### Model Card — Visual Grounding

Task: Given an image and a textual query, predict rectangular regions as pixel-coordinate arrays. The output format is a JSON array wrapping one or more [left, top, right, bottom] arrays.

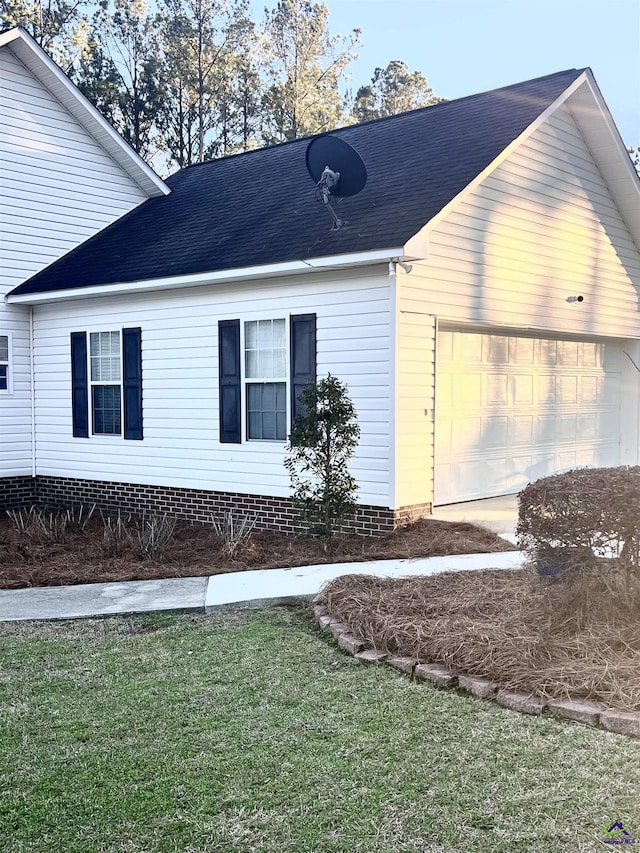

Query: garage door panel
[[487, 336, 509, 362], [455, 417, 483, 452], [488, 374, 508, 404], [557, 375, 578, 403], [581, 342, 602, 367], [577, 412, 598, 440], [510, 416, 534, 446], [534, 414, 556, 444], [435, 329, 622, 503], [580, 376, 600, 403], [449, 373, 482, 404], [558, 340, 579, 365], [556, 413, 578, 442], [480, 416, 508, 448], [539, 339, 558, 364], [461, 334, 483, 361], [513, 374, 534, 404], [511, 337, 535, 364]]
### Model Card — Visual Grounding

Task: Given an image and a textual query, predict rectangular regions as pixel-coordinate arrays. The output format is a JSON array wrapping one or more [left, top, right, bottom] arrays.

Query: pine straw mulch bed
[[317, 562, 640, 711], [0, 515, 512, 590]]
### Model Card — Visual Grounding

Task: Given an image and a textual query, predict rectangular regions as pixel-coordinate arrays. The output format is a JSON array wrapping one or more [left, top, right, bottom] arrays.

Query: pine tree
[[351, 60, 441, 123], [261, 0, 360, 143]]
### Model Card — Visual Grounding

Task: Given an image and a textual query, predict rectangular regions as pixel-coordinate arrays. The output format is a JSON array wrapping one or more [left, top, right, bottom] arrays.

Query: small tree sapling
[[284, 374, 360, 539]]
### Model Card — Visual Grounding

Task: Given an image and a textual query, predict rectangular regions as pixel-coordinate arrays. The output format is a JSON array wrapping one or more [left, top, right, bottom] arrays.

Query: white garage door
[[435, 328, 622, 504]]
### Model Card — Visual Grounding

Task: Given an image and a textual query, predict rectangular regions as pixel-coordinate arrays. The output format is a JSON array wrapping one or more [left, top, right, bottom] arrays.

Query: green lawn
[[1, 605, 639, 852]]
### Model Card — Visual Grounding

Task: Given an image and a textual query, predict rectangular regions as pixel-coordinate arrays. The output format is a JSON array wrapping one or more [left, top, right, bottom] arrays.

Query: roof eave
[[567, 69, 640, 252], [6, 247, 418, 304], [0, 27, 168, 199]]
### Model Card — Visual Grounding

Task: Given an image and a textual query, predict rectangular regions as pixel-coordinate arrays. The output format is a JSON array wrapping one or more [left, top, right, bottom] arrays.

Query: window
[[0, 334, 10, 392], [71, 328, 142, 440], [218, 314, 316, 444], [244, 319, 287, 441], [90, 331, 121, 435]]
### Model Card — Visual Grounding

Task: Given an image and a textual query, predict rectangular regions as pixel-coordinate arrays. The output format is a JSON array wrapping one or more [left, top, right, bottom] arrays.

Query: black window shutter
[[70, 332, 89, 438], [123, 327, 143, 440], [290, 313, 317, 423], [219, 319, 241, 443]]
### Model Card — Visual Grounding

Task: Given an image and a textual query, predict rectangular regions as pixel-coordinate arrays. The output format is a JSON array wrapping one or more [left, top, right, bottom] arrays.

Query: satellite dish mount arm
[[318, 166, 343, 230]]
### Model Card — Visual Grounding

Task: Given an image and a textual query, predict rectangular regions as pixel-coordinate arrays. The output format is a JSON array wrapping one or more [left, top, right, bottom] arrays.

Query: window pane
[[273, 318, 286, 347], [244, 319, 286, 380], [262, 411, 276, 440], [0, 336, 8, 362], [92, 385, 121, 435], [248, 411, 261, 438], [90, 331, 120, 381], [245, 320, 257, 349], [258, 319, 273, 348], [262, 382, 275, 409], [246, 382, 286, 440], [0, 365, 7, 390], [245, 349, 258, 377], [273, 349, 286, 377], [257, 349, 273, 378]]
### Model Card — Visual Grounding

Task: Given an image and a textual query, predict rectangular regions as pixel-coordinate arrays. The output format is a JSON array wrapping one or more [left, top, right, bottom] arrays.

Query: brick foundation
[[393, 502, 433, 527], [0, 476, 37, 512], [2, 475, 431, 535]]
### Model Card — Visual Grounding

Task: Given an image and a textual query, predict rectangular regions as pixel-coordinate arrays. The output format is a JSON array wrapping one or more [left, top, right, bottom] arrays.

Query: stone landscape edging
[[313, 601, 640, 739]]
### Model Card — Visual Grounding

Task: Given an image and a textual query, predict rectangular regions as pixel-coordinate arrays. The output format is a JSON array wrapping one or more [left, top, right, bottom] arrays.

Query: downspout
[[29, 306, 36, 479]]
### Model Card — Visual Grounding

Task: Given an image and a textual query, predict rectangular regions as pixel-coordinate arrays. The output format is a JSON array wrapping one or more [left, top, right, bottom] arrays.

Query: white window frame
[[89, 330, 123, 437], [0, 332, 12, 394], [241, 317, 290, 443]]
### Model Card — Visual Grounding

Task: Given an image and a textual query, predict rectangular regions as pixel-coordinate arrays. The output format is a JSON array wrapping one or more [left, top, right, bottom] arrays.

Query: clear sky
[[306, 0, 639, 148]]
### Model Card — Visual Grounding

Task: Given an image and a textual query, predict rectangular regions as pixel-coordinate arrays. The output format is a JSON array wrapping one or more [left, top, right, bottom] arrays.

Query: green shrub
[[284, 374, 360, 539], [517, 466, 640, 584]]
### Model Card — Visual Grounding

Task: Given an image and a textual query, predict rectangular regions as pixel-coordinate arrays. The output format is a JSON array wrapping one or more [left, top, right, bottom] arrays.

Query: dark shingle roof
[[10, 69, 584, 296]]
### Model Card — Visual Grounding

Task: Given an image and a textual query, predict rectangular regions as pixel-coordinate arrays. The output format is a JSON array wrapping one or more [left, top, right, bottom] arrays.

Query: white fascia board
[[5, 248, 407, 305], [421, 71, 595, 236], [567, 70, 640, 251], [0, 27, 168, 199]]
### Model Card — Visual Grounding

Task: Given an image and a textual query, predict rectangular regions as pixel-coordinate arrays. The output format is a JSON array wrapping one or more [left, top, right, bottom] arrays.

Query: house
[[3, 36, 640, 532], [0, 26, 168, 508]]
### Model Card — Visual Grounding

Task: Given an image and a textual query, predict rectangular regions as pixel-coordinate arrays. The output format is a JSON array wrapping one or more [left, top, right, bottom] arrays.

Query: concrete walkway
[[0, 549, 527, 622], [432, 494, 519, 541], [0, 495, 524, 622]]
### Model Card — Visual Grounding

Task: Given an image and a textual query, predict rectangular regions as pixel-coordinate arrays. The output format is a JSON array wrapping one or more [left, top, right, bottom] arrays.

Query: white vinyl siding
[[405, 105, 640, 340], [0, 307, 31, 476], [0, 43, 151, 477], [31, 270, 394, 507], [393, 305, 436, 509], [0, 46, 148, 298]]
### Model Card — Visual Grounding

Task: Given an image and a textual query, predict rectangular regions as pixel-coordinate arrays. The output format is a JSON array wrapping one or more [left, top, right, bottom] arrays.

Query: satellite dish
[[305, 134, 367, 230]]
